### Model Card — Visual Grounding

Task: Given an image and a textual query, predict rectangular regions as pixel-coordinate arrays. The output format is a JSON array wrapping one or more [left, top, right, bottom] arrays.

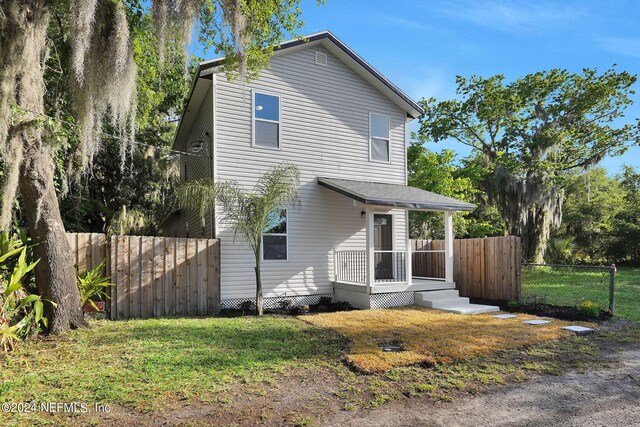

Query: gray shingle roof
[[317, 177, 475, 211]]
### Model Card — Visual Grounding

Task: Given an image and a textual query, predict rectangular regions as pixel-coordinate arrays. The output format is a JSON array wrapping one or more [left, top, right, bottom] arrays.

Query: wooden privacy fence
[[412, 236, 521, 301], [67, 233, 108, 274], [66, 233, 220, 319]]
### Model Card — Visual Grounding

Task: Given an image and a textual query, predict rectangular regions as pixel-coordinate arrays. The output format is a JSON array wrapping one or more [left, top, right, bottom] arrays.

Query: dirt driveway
[[324, 348, 640, 427]]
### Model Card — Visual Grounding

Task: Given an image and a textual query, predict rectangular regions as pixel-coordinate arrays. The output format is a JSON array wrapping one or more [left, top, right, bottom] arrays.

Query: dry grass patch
[[304, 307, 592, 372]]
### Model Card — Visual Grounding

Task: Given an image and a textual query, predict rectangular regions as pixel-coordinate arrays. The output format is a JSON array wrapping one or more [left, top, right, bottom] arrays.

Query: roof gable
[[173, 31, 423, 150], [199, 31, 423, 119]]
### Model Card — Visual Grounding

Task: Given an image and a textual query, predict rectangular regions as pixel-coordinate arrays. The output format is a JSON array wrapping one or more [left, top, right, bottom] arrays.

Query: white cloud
[[440, 1, 585, 33], [596, 35, 640, 59]]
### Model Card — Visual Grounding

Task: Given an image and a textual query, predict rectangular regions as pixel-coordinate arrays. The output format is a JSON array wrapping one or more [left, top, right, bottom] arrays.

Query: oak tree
[[0, 0, 311, 332], [418, 69, 638, 262]]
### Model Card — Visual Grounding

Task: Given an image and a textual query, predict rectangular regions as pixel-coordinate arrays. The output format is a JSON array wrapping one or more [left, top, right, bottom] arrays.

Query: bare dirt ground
[[324, 348, 640, 427]]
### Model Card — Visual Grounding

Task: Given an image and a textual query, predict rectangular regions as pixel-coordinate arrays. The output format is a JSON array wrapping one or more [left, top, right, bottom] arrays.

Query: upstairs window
[[253, 92, 280, 149], [262, 209, 288, 261], [370, 113, 390, 162]]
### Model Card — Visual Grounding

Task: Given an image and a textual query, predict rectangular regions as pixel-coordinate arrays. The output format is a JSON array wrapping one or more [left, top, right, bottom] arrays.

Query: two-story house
[[162, 31, 498, 313]]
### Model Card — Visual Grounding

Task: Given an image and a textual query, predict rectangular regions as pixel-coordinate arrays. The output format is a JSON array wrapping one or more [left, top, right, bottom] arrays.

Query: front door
[[374, 214, 393, 280]]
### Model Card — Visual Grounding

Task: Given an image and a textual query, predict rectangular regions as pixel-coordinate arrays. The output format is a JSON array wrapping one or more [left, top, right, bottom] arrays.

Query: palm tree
[[176, 163, 300, 315]]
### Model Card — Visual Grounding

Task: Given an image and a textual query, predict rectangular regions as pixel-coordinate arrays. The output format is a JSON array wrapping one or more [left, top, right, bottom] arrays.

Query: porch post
[[366, 208, 375, 294], [444, 211, 454, 283], [405, 210, 412, 284]]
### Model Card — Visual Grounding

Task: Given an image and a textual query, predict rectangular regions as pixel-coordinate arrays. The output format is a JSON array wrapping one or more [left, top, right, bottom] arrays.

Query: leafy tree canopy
[[418, 68, 639, 262]]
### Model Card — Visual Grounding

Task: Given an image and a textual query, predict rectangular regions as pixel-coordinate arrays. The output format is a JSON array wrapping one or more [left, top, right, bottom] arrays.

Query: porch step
[[414, 290, 500, 314], [423, 297, 470, 309], [436, 304, 501, 315], [414, 289, 459, 303]]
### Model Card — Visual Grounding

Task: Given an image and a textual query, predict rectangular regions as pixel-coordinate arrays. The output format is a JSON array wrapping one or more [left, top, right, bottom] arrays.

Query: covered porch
[[318, 177, 475, 309]]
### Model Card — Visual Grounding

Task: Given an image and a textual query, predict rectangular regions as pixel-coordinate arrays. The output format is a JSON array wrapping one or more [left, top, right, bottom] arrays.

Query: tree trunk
[[492, 167, 563, 264], [19, 149, 88, 333], [254, 249, 263, 316], [520, 205, 553, 264], [9, 0, 87, 333]]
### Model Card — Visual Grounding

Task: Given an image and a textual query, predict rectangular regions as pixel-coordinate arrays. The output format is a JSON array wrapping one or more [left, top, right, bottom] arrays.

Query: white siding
[[164, 85, 215, 238], [213, 46, 410, 300]]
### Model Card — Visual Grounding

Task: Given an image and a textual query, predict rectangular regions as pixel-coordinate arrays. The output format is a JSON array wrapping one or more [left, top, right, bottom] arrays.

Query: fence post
[[609, 263, 616, 315]]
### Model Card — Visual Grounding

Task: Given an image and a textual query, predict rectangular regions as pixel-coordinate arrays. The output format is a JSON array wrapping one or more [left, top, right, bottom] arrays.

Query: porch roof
[[317, 177, 475, 211]]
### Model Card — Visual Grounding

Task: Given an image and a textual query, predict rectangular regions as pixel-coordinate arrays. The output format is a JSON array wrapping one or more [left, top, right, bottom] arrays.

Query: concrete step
[[437, 304, 500, 315], [428, 297, 471, 308], [414, 290, 460, 303], [414, 289, 500, 314]]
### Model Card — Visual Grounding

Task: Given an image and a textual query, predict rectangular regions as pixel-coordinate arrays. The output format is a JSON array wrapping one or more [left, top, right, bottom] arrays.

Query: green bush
[[517, 295, 548, 310], [76, 259, 114, 311], [0, 231, 50, 351], [238, 300, 256, 313], [277, 299, 294, 311], [577, 300, 600, 318]]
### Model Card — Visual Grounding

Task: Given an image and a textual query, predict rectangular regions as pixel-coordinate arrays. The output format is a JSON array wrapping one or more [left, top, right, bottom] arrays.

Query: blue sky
[[195, 0, 640, 174]]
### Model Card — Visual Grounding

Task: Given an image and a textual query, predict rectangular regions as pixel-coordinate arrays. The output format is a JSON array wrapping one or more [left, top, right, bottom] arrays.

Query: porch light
[[361, 211, 366, 219]]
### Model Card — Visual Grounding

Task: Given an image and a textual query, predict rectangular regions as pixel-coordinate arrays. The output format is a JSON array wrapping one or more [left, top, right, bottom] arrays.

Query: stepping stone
[[523, 319, 551, 325], [494, 314, 517, 319], [562, 325, 595, 335]]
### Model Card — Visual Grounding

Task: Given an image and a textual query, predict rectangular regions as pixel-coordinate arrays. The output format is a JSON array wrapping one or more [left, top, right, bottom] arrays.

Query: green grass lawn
[[1, 314, 640, 426], [0, 316, 342, 425], [522, 266, 640, 320]]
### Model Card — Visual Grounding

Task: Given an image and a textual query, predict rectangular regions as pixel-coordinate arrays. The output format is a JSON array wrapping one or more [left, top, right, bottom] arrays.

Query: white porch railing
[[334, 250, 407, 285], [334, 250, 366, 284], [412, 250, 446, 281]]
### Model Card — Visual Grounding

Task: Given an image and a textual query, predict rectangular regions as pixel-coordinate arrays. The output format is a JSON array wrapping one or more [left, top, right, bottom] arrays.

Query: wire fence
[[521, 264, 615, 311]]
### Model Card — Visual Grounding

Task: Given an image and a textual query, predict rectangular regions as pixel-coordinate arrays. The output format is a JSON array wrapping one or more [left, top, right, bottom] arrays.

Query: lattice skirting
[[220, 294, 334, 310], [221, 291, 416, 311], [334, 288, 416, 309], [370, 291, 415, 309]]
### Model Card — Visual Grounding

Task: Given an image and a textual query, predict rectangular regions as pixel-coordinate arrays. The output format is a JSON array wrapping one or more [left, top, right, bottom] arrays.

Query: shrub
[[331, 301, 354, 311], [0, 231, 50, 351], [278, 299, 294, 311], [289, 304, 309, 315], [577, 300, 600, 318], [318, 296, 333, 306], [517, 295, 548, 310], [507, 299, 520, 309], [76, 259, 114, 311], [238, 300, 256, 313]]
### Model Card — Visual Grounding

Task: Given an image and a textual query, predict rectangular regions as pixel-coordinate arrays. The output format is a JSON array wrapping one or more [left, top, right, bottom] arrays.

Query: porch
[[318, 177, 492, 310], [332, 243, 455, 292]]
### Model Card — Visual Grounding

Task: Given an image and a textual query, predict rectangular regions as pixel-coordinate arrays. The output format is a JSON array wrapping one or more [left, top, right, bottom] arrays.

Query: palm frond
[[256, 162, 300, 214], [173, 163, 300, 257], [174, 178, 217, 224]]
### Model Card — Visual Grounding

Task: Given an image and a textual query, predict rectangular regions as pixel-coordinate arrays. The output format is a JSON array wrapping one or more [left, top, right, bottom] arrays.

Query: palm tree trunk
[[254, 247, 263, 316]]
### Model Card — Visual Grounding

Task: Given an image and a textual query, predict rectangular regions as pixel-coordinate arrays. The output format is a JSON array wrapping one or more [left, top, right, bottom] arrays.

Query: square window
[[255, 121, 279, 148], [371, 138, 389, 162], [263, 235, 287, 260], [255, 93, 280, 121]]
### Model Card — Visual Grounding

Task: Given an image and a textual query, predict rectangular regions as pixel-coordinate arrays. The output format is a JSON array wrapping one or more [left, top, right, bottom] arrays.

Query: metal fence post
[[609, 263, 617, 315]]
